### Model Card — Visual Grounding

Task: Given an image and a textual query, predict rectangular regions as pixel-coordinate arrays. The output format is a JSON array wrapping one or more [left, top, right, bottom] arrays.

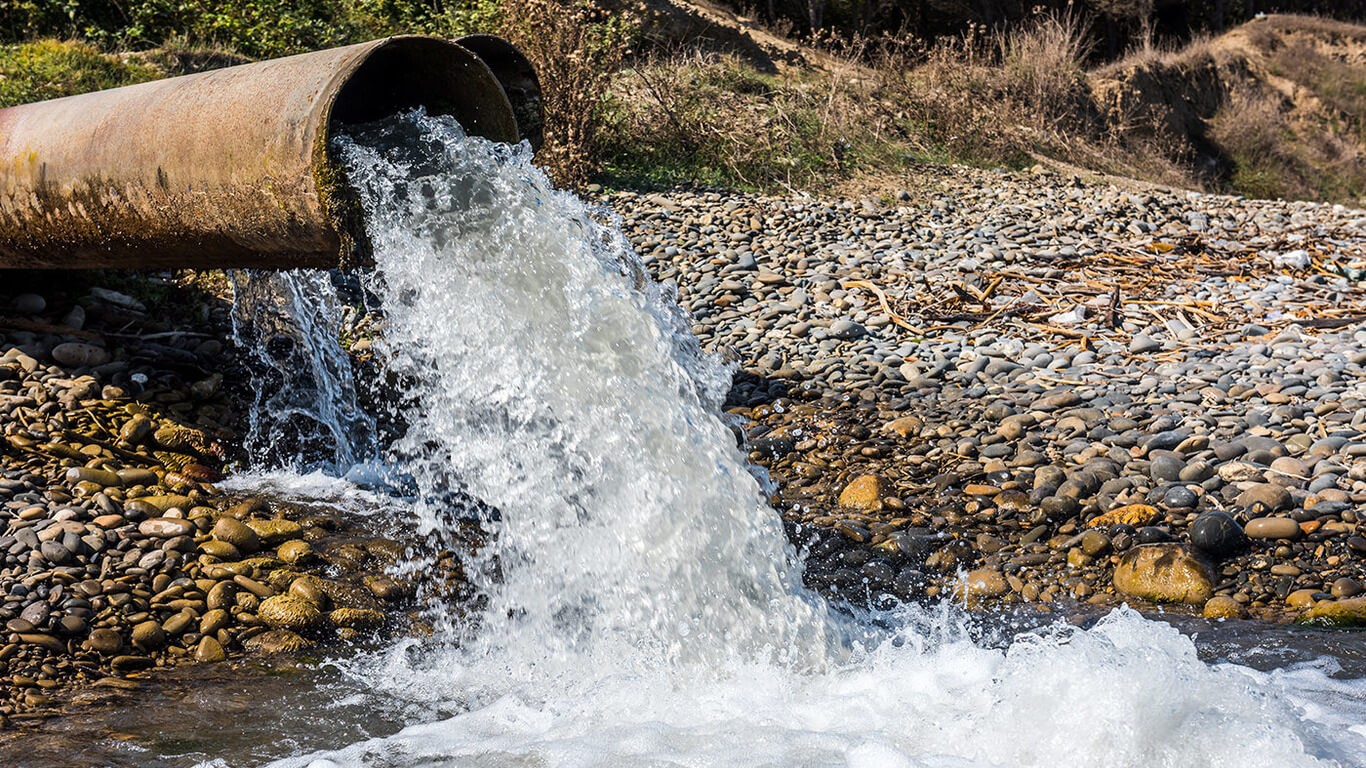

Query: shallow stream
[[9, 111, 1365, 767]]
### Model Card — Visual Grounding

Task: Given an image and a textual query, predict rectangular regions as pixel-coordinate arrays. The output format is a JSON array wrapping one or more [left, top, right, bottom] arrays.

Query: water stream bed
[[5, 602, 1362, 767], [7, 110, 1364, 767]]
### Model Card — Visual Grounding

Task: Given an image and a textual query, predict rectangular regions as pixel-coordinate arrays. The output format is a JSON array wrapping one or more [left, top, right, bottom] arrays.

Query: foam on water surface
[[226, 111, 1365, 768]]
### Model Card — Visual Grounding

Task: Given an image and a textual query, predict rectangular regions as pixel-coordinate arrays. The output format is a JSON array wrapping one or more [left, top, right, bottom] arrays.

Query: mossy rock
[[1113, 544, 1214, 605], [245, 629, 314, 654], [257, 595, 323, 631], [329, 608, 385, 629], [1298, 597, 1366, 627], [247, 519, 303, 546]]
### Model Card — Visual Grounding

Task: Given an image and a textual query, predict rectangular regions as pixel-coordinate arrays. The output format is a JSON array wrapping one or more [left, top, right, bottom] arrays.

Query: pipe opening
[[322, 37, 520, 268], [328, 37, 517, 141], [456, 34, 544, 150]]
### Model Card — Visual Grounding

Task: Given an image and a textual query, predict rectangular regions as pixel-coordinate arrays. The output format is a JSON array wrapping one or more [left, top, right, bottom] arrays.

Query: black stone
[[1041, 495, 1080, 520], [1161, 486, 1198, 510], [1189, 511, 1249, 559], [1135, 526, 1172, 545]]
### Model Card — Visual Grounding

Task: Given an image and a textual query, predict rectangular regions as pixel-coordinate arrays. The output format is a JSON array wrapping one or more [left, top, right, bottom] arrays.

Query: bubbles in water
[[229, 270, 376, 470], [234, 109, 1366, 767]]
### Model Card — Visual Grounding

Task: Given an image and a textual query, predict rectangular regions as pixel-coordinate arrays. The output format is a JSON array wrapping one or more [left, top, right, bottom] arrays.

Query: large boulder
[[1298, 597, 1366, 627], [1113, 543, 1215, 605]]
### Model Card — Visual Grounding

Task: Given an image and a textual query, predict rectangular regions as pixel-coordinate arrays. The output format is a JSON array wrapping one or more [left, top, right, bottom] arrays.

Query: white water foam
[[244, 111, 1365, 768]]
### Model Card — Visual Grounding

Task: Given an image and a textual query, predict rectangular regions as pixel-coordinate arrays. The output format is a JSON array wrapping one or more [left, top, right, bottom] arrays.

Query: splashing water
[[229, 270, 375, 470], [236, 111, 1366, 768]]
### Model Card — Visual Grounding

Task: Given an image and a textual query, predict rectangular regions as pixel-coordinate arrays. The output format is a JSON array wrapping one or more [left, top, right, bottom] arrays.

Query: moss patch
[[0, 40, 162, 108]]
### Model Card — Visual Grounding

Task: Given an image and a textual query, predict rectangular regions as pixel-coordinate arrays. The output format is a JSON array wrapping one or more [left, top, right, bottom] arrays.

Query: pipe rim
[[314, 35, 521, 267]]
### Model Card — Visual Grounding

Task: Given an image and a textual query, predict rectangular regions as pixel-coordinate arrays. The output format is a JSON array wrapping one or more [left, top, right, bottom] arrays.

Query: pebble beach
[[613, 165, 1366, 623], [2, 162, 1364, 729]]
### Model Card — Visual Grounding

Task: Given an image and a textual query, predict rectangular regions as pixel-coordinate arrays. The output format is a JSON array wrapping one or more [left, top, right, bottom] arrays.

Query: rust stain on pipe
[[0, 35, 535, 270]]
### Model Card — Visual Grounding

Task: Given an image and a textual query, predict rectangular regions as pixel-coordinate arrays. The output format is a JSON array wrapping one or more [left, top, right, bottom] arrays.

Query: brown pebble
[[1286, 589, 1320, 610], [131, 620, 166, 651], [162, 611, 196, 636], [195, 636, 226, 663], [364, 575, 405, 602], [199, 608, 231, 636], [199, 540, 241, 559], [232, 575, 276, 598], [110, 655, 153, 672], [1244, 517, 1301, 540], [1332, 578, 1363, 599], [288, 577, 329, 608], [1203, 596, 1245, 619], [212, 517, 260, 554], [277, 539, 313, 565], [86, 628, 122, 655], [18, 633, 64, 653], [206, 581, 237, 610]]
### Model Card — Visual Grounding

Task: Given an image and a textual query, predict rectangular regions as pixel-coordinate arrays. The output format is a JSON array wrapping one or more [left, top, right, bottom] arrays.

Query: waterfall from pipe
[[241, 110, 1365, 768]]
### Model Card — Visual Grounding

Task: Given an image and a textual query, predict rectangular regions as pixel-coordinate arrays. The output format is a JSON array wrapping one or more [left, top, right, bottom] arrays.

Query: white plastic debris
[[1273, 249, 1311, 269]]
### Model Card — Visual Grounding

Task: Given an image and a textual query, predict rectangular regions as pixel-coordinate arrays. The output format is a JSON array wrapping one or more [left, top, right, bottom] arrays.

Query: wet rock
[[1161, 486, 1197, 509], [130, 620, 166, 651], [246, 519, 303, 546], [837, 474, 884, 510], [85, 629, 123, 656], [956, 568, 1009, 603], [1331, 578, 1363, 599], [1113, 544, 1214, 604], [257, 595, 323, 631], [1202, 596, 1245, 619], [194, 636, 227, 663], [1188, 511, 1248, 558], [329, 608, 385, 629], [1299, 597, 1366, 627], [212, 517, 260, 553], [364, 575, 406, 602], [277, 539, 314, 565], [1079, 530, 1111, 557], [245, 630, 315, 654]]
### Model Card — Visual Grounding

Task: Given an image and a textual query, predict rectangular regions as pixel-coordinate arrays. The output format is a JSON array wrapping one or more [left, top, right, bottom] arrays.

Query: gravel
[[609, 165, 1366, 623]]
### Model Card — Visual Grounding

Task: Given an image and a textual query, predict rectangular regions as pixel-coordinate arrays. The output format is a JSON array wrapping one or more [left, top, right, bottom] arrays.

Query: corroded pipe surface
[[457, 34, 544, 151], [0, 36, 530, 270]]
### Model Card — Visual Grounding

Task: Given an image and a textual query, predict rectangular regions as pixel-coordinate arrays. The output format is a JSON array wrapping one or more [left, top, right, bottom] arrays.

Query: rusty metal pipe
[[0, 35, 538, 270]]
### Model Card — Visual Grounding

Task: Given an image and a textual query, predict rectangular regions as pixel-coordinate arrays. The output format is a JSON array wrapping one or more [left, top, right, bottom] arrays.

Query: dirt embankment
[[1088, 15, 1366, 204], [614, 6, 1366, 204]]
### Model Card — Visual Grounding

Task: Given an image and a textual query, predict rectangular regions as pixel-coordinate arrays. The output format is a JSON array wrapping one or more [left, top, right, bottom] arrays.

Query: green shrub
[[0, 1, 504, 58], [0, 39, 160, 107]]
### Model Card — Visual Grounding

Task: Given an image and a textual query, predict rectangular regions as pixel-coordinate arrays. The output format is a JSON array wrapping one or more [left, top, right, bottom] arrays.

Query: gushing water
[[238, 111, 1365, 767], [229, 270, 375, 470]]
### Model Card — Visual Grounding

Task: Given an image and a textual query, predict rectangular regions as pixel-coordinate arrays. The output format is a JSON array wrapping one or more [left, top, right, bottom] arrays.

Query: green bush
[[0, 0, 503, 58], [0, 39, 160, 107]]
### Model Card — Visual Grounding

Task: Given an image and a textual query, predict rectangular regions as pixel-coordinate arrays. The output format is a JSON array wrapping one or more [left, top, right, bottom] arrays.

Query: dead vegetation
[[600, 11, 1366, 205]]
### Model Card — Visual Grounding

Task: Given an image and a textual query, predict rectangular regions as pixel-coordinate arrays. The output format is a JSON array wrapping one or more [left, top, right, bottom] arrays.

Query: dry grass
[[500, 0, 635, 189], [599, 11, 1097, 191], [600, 47, 903, 190], [600, 11, 1366, 204]]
